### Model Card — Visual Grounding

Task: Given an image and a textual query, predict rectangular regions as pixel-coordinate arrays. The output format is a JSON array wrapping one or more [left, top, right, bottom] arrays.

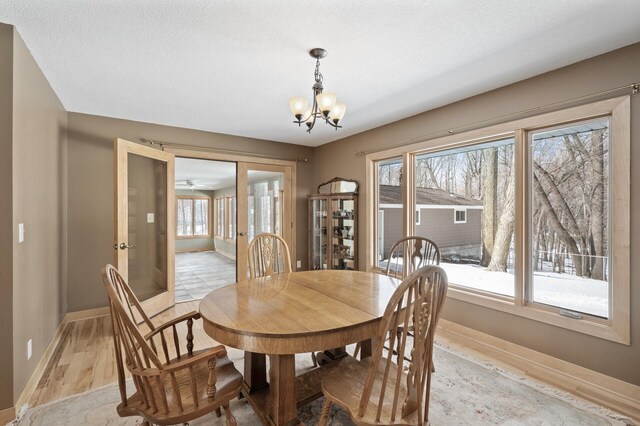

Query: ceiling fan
[[175, 180, 207, 190]]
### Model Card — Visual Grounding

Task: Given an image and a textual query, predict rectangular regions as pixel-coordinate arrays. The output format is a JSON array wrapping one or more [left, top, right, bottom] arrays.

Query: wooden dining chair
[[247, 233, 317, 367], [102, 264, 242, 426], [248, 232, 293, 279], [318, 265, 448, 426], [385, 236, 441, 279], [354, 236, 441, 359]]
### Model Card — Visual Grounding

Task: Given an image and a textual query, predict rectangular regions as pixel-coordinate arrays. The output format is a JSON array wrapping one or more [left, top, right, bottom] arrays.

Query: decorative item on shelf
[[342, 226, 351, 238], [333, 244, 351, 259], [289, 48, 346, 133]]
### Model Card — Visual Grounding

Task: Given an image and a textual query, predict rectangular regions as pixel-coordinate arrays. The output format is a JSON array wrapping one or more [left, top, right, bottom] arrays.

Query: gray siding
[[381, 207, 482, 259]]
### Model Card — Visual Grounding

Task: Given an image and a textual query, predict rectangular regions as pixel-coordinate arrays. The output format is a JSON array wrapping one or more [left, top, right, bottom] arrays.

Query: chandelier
[[288, 48, 346, 133]]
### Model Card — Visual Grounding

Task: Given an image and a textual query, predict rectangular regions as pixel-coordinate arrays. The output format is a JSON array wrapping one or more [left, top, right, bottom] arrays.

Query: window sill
[[177, 235, 212, 240], [447, 287, 629, 345]]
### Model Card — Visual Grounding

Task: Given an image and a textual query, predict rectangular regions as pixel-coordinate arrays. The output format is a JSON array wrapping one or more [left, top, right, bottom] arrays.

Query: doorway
[[174, 157, 237, 302]]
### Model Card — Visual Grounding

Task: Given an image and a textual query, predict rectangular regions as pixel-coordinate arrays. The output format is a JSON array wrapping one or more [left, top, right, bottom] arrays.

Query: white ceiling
[[1, 1, 639, 147]]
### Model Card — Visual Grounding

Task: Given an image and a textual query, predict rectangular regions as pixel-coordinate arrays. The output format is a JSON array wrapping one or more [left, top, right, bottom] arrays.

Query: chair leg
[[353, 343, 360, 359], [311, 351, 318, 367], [223, 403, 237, 426], [215, 407, 222, 417], [318, 398, 332, 426]]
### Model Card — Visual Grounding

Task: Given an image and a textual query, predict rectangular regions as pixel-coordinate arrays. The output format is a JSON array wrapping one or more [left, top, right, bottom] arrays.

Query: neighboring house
[[378, 185, 483, 261]]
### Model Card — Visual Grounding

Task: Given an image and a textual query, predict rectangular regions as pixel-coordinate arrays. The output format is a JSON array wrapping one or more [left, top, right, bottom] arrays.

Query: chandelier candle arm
[[289, 48, 346, 133]]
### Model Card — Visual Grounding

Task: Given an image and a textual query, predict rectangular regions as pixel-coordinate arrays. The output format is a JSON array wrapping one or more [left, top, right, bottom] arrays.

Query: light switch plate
[[147, 213, 155, 223], [18, 223, 25, 243], [296, 260, 302, 269], [27, 339, 32, 360]]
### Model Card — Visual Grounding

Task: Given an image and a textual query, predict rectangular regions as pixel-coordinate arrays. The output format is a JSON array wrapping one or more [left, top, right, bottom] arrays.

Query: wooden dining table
[[199, 269, 400, 426]]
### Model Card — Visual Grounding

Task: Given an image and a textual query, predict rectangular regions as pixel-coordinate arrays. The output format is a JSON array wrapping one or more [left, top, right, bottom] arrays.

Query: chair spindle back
[[385, 237, 440, 279], [248, 233, 292, 278], [359, 265, 448, 425]]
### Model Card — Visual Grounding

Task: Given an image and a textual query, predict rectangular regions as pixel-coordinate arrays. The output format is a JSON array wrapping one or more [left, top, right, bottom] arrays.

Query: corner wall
[[11, 28, 67, 402], [313, 43, 640, 386]]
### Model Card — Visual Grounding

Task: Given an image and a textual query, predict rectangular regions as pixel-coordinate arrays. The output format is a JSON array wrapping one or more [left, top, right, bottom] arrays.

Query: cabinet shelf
[[309, 192, 358, 271]]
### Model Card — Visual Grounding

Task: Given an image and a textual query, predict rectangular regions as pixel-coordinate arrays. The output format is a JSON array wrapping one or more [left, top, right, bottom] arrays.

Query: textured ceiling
[[1, 1, 639, 147]]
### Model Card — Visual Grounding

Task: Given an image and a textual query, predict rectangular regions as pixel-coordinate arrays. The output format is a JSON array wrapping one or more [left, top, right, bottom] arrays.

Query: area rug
[[10, 344, 635, 425]]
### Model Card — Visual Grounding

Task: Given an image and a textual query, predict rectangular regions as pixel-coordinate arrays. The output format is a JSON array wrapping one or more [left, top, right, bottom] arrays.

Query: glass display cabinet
[[308, 178, 358, 270]]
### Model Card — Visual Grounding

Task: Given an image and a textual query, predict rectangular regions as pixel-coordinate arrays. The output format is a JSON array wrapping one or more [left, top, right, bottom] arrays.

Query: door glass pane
[[376, 157, 403, 269], [531, 119, 610, 318], [331, 198, 355, 270], [128, 153, 167, 302], [247, 171, 284, 244], [311, 198, 328, 270], [413, 138, 515, 296]]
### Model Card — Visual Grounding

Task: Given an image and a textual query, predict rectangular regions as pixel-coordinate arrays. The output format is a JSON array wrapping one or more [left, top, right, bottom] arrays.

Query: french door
[[114, 138, 175, 316], [236, 162, 293, 281]]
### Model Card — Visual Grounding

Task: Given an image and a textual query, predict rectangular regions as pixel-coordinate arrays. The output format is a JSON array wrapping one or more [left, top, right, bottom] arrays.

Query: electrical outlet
[[18, 223, 25, 243], [147, 213, 155, 223], [27, 339, 32, 360], [296, 260, 302, 269]]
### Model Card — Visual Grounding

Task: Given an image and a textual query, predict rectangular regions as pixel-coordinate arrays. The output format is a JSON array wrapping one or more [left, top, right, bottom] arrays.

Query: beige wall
[[0, 23, 14, 411], [314, 43, 640, 386], [11, 28, 68, 402], [66, 113, 314, 311]]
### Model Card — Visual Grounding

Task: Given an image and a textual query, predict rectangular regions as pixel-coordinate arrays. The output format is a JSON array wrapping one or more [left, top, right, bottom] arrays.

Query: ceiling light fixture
[[289, 48, 346, 133]]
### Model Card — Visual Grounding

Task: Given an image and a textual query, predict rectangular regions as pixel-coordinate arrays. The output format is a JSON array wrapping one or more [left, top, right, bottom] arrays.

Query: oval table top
[[199, 270, 400, 354]]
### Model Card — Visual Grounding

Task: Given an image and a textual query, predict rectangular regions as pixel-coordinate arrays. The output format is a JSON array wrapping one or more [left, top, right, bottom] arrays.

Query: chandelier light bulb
[[330, 102, 347, 124], [316, 92, 337, 117], [288, 96, 308, 120]]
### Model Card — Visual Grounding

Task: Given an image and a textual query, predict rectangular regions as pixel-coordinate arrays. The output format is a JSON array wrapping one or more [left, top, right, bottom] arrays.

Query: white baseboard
[[437, 319, 640, 421]]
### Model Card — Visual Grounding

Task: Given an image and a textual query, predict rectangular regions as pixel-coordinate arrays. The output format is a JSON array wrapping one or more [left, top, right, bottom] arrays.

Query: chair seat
[[322, 357, 418, 426], [118, 351, 242, 425]]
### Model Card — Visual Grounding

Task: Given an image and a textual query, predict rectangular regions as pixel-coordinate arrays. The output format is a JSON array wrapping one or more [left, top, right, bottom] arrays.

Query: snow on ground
[[440, 262, 608, 318]]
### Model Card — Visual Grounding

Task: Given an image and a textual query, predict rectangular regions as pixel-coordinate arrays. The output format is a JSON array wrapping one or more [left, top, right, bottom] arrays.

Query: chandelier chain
[[314, 59, 323, 84]]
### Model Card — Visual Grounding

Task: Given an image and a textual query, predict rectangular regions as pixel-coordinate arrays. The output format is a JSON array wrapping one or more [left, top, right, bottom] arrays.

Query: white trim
[[454, 208, 467, 224]]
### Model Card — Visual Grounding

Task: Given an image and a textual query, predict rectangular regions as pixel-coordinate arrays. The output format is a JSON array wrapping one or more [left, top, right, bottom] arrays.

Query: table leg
[[268, 354, 300, 426], [244, 352, 268, 393], [358, 336, 379, 359], [316, 346, 348, 365]]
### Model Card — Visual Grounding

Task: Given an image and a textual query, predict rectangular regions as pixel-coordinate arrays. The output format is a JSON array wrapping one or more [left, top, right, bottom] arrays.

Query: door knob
[[119, 242, 135, 250], [237, 232, 247, 237]]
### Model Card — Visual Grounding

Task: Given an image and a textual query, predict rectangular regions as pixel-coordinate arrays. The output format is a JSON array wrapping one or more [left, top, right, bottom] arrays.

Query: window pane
[[227, 197, 237, 240], [376, 157, 403, 268], [217, 198, 224, 236], [177, 199, 193, 236], [414, 138, 516, 296], [193, 199, 208, 236], [531, 120, 609, 318]]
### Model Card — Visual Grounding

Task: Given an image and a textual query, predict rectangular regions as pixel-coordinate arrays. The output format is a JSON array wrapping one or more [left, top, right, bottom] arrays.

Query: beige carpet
[[10, 344, 635, 425]]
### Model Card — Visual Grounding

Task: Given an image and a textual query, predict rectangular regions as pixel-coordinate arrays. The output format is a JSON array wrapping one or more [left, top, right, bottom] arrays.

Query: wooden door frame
[[164, 147, 297, 282], [114, 138, 176, 315]]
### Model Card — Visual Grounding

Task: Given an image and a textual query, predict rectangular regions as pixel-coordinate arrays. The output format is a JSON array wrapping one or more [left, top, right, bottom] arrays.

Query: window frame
[[225, 195, 237, 241], [365, 96, 630, 344], [214, 197, 225, 238], [176, 195, 211, 239], [453, 208, 467, 224]]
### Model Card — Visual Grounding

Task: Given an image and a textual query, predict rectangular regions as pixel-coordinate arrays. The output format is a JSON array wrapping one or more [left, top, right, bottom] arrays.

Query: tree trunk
[[487, 172, 514, 272], [533, 174, 584, 276], [590, 129, 605, 280], [481, 148, 498, 266]]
